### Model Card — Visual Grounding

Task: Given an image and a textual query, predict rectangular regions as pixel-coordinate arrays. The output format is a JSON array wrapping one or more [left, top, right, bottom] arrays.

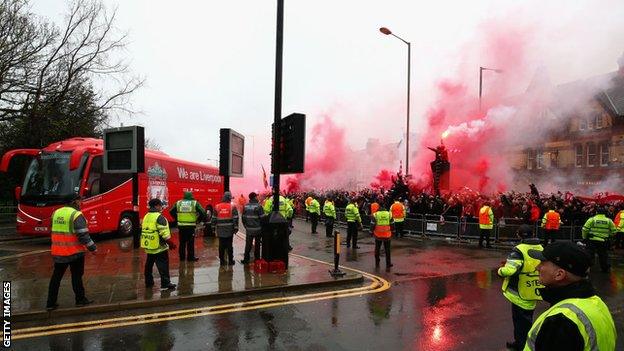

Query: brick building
[[512, 56, 624, 190]]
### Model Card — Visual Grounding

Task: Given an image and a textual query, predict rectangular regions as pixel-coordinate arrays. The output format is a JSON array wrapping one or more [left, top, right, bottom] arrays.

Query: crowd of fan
[[276, 177, 622, 226]]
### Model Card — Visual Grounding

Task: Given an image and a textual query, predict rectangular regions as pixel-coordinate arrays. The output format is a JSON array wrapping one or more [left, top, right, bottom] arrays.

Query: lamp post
[[479, 66, 502, 112], [380, 27, 410, 176]]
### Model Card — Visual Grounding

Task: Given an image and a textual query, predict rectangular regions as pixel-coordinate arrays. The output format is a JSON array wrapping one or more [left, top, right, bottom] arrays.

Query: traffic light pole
[[271, 0, 283, 213]]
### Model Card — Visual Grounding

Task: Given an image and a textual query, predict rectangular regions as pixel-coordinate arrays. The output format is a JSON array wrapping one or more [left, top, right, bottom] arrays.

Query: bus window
[[86, 156, 103, 197]]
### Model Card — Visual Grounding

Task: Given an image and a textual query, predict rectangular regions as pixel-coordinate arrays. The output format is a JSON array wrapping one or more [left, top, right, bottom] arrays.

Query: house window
[[600, 142, 610, 166], [527, 149, 535, 170], [579, 118, 587, 131], [587, 142, 597, 167], [549, 150, 559, 168], [595, 113, 603, 129], [536, 150, 544, 169], [575, 144, 583, 167]]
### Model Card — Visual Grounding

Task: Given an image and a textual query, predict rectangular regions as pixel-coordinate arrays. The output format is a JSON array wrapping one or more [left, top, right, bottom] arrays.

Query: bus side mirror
[[14, 186, 21, 201]]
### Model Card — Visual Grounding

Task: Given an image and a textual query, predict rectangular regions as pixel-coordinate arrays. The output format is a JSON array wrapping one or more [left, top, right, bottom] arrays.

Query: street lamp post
[[380, 27, 410, 177], [479, 66, 502, 112]]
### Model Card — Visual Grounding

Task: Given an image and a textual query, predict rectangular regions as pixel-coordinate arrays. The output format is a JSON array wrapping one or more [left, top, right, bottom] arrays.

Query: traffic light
[[272, 113, 305, 174]]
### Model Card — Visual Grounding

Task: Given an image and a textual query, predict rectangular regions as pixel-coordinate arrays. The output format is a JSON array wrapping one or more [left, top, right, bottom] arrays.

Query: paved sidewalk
[[4, 232, 362, 321]]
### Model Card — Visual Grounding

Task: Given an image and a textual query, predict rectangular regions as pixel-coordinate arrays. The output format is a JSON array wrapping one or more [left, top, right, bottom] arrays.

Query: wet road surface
[[7, 220, 624, 350]]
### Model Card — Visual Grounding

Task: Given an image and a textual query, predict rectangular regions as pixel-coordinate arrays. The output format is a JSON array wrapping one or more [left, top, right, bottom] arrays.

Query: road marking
[[0, 249, 50, 262], [12, 252, 390, 340]]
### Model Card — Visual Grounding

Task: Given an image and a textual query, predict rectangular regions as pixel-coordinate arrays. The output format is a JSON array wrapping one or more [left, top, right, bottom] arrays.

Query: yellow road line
[[13, 251, 390, 340], [0, 249, 50, 262]]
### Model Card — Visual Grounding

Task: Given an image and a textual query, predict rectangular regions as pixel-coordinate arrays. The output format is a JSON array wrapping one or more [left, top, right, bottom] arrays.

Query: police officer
[[582, 206, 616, 273], [46, 198, 97, 310], [479, 201, 494, 248], [142, 198, 177, 291], [390, 199, 406, 238], [241, 192, 264, 264], [308, 196, 321, 234], [345, 198, 362, 249], [525, 242, 616, 350], [497, 225, 543, 351], [323, 197, 336, 238], [214, 191, 239, 266], [170, 191, 206, 261], [371, 203, 393, 269]]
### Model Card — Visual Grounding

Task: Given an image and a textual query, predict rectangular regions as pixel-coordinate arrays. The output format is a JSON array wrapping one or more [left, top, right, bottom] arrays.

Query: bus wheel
[[118, 213, 136, 237]]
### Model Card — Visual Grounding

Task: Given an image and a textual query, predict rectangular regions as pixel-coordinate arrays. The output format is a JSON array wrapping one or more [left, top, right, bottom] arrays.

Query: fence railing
[[299, 209, 583, 244], [0, 206, 17, 225]]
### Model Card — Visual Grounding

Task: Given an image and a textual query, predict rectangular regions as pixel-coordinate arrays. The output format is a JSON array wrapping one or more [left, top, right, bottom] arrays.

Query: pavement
[[4, 219, 623, 350], [3, 230, 362, 321]]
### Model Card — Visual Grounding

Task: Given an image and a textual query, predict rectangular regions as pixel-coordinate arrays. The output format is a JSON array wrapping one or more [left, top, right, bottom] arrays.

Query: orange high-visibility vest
[[373, 211, 392, 239], [390, 202, 405, 221], [371, 202, 380, 215], [614, 210, 624, 229], [543, 210, 561, 230], [50, 207, 86, 257], [479, 206, 493, 225]]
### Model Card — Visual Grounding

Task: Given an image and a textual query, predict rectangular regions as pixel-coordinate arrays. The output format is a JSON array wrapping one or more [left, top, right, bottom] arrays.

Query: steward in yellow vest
[[371, 205, 394, 269], [497, 225, 544, 350], [170, 191, 206, 262], [524, 242, 616, 351], [345, 198, 362, 249], [143, 198, 177, 291], [46, 198, 97, 310], [478, 203, 494, 248]]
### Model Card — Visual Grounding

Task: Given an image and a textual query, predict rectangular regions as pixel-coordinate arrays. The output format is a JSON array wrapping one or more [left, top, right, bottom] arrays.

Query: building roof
[[598, 75, 624, 116]]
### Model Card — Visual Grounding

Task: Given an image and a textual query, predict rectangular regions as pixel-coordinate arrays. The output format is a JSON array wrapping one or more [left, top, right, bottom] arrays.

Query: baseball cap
[[528, 241, 591, 277], [148, 198, 163, 207]]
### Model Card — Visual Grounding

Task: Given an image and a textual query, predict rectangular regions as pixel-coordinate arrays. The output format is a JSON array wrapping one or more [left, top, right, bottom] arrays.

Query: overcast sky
[[32, 1, 624, 173]]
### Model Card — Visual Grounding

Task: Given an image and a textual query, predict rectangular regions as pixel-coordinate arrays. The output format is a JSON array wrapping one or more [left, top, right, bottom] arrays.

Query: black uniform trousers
[[346, 221, 358, 248], [542, 229, 558, 246], [244, 234, 261, 262], [374, 239, 391, 266], [587, 240, 610, 272], [479, 228, 492, 248], [325, 217, 334, 237], [178, 226, 196, 260], [615, 231, 624, 249], [310, 213, 319, 233], [218, 236, 234, 264], [511, 303, 534, 349], [145, 250, 171, 288], [203, 222, 214, 237], [47, 255, 86, 306], [394, 221, 404, 238]]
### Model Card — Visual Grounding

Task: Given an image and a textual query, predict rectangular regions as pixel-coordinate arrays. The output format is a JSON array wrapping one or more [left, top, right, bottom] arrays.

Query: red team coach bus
[[0, 137, 223, 236]]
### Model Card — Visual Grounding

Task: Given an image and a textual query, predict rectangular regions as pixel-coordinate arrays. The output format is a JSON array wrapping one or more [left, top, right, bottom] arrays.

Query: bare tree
[[0, 0, 143, 125]]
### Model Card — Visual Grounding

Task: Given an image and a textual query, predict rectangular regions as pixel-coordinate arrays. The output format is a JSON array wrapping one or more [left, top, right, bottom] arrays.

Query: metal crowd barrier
[[297, 209, 586, 244]]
